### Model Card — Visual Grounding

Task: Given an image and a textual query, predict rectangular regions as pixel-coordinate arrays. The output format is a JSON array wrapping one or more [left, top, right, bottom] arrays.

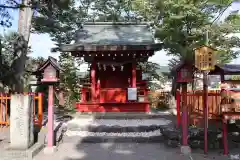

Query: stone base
[[180, 145, 191, 155], [43, 146, 57, 154], [1, 142, 44, 160]]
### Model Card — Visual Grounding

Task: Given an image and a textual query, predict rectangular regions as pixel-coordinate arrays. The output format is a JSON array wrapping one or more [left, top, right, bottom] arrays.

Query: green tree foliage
[[58, 53, 82, 108], [0, 31, 45, 91]]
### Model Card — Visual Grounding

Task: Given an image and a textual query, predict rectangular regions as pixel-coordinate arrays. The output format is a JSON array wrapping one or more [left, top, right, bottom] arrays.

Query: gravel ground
[[65, 129, 162, 137], [67, 118, 172, 127], [34, 143, 231, 160]]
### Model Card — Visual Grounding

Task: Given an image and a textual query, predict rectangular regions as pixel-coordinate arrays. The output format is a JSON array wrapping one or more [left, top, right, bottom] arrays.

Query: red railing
[[176, 90, 221, 127], [0, 93, 43, 128]]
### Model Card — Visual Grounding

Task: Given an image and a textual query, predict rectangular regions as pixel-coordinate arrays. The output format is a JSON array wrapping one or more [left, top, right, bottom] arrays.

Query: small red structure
[[209, 64, 240, 155], [34, 56, 61, 151], [60, 22, 162, 112], [176, 63, 194, 83], [174, 62, 195, 146]]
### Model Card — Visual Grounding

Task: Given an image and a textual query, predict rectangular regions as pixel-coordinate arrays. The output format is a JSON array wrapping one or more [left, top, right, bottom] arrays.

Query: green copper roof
[[74, 22, 154, 45], [60, 22, 162, 52]]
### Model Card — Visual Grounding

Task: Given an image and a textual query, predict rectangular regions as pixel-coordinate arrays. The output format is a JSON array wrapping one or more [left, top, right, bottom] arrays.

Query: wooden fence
[[176, 90, 222, 127], [184, 90, 221, 118], [0, 93, 43, 128], [150, 90, 222, 126]]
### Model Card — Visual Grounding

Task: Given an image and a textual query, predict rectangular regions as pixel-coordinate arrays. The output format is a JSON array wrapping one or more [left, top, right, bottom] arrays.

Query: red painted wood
[[76, 102, 149, 112], [222, 119, 228, 155], [81, 88, 86, 103], [91, 61, 96, 102], [96, 79, 100, 101], [181, 83, 188, 145], [97, 63, 131, 88], [176, 90, 181, 128], [132, 62, 136, 87], [100, 88, 126, 103]]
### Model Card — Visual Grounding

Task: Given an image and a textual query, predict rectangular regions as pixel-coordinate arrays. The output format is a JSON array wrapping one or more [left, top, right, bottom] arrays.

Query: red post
[[81, 88, 86, 103], [203, 71, 208, 154], [176, 90, 181, 128], [96, 79, 100, 101], [182, 83, 188, 145], [47, 85, 54, 147], [222, 118, 228, 155], [91, 61, 96, 102], [132, 62, 136, 88]]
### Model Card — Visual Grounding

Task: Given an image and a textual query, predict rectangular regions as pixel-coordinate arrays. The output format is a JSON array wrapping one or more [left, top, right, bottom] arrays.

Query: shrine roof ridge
[[209, 64, 240, 75], [59, 21, 162, 52]]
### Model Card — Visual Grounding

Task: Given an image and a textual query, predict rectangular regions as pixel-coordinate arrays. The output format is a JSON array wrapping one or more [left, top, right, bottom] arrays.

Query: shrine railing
[[0, 93, 43, 128], [176, 90, 221, 118]]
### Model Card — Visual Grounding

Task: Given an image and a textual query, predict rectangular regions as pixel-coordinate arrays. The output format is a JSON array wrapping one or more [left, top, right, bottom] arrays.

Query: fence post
[[38, 93, 43, 128], [176, 90, 181, 128]]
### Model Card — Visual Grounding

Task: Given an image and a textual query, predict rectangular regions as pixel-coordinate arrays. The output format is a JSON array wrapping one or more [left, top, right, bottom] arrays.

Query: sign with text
[[195, 45, 216, 71], [128, 88, 137, 101]]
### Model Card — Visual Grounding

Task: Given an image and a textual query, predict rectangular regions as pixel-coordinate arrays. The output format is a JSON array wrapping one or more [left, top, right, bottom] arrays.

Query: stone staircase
[[63, 112, 173, 143]]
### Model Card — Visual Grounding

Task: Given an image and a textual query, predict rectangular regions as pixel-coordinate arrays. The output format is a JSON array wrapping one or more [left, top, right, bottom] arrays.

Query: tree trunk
[[13, 0, 33, 92]]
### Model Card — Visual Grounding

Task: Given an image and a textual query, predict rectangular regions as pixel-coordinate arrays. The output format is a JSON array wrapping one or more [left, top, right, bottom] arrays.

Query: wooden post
[[181, 83, 188, 145], [38, 93, 43, 128], [176, 90, 181, 128], [222, 118, 229, 155], [81, 88, 86, 103], [97, 79, 100, 101], [132, 62, 136, 88], [47, 85, 54, 148], [91, 61, 96, 102], [203, 71, 209, 154], [203, 30, 209, 154]]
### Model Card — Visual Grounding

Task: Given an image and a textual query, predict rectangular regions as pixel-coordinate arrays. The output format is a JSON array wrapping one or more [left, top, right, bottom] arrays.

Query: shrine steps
[[73, 112, 172, 119], [63, 112, 174, 143]]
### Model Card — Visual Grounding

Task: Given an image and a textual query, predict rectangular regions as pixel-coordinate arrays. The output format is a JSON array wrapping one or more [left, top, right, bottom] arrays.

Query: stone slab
[[1, 142, 44, 160], [43, 146, 57, 155], [10, 94, 34, 149]]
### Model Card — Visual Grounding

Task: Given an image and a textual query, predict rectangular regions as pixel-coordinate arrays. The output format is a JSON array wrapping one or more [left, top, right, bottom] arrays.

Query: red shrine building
[[60, 22, 162, 112]]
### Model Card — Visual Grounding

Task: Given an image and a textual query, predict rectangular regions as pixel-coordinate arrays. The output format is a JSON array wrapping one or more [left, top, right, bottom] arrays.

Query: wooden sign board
[[195, 46, 216, 71]]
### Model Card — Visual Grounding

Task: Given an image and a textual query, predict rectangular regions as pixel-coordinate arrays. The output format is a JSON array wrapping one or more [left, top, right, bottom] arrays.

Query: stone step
[[67, 118, 173, 132], [68, 125, 163, 133], [63, 135, 163, 143], [64, 128, 163, 143], [73, 112, 172, 119]]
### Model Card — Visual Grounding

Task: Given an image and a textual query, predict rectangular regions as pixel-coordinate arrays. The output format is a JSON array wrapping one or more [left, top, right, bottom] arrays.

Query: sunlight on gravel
[[67, 118, 172, 127], [66, 129, 162, 137]]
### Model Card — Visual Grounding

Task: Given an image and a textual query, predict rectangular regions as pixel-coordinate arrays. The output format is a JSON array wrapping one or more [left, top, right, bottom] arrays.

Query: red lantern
[[176, 66, 193, 83]]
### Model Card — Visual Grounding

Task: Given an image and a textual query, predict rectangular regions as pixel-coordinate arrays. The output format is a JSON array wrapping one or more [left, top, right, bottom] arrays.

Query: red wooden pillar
[[132, 62, 136, 88], [182, 83, 188, 145], [96, 79, 100, 101], [81, 88, 86, 103], [91, 61, 96, 102], [222, 118, 229, 155], [176, 90, 181, 128], [144, 89, 148, 101], [203, 71, 208, 154]]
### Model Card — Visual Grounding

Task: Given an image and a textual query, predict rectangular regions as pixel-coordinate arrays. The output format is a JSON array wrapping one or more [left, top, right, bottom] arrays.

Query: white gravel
[[66, 129, 162, 137], [67, 118, 171, 127]]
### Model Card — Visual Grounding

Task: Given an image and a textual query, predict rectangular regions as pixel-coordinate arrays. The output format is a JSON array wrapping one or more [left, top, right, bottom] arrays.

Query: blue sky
[[0, 2, 239, 68]]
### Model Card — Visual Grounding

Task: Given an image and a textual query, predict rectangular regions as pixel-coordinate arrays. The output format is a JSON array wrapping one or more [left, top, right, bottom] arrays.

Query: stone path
[[34, 143, 230, 160], [0, 127, 10, 148]]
